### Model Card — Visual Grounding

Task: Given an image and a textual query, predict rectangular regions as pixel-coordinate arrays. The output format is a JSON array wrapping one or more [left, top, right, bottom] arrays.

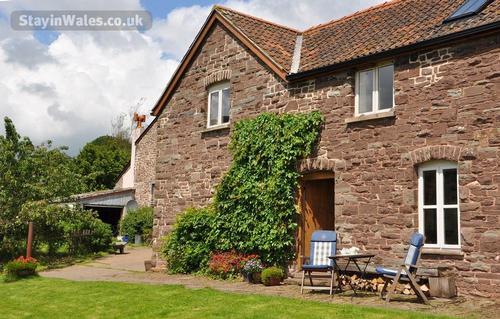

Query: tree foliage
[[0, 117, 85, 234], [74, 135, 131, 191]]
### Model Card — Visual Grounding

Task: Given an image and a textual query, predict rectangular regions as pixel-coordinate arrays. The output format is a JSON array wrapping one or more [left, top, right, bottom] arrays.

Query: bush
[[4, 256, 38, 281], [120, 207, 154, 243], [261, 266, 284, 286], [161, 207, 216, 274], [207, 251, 258, 279], [15, 201, 113, 256]]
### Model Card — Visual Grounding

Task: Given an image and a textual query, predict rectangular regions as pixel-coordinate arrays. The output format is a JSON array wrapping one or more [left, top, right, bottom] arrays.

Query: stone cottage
[[138, 0, 499, 297]]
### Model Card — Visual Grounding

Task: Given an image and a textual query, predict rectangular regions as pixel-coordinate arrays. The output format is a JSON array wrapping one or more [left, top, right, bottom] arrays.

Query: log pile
[[340, 275, 430, 296]]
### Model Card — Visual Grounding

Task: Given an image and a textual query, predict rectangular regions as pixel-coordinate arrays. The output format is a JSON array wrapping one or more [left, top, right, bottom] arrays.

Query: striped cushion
[[404, 245, 418, 267], [312, 242, 332, 266]]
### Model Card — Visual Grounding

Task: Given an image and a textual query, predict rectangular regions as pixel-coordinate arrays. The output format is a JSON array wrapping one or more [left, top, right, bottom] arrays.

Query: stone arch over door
[[297, 157, 336, 174]]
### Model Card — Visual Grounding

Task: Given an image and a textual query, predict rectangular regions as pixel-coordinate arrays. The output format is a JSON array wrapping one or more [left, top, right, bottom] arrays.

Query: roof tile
[[216, 0, 500, 74]]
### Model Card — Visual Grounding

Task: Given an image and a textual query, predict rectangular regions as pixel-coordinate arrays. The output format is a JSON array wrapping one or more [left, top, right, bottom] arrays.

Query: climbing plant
[[163, 111, 323, 273], [211, 111, 323, 266]]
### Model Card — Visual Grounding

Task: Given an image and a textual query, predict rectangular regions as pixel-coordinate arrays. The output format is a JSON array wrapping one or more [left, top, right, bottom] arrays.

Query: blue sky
[[0, 0, 385, 155], [141, 0, 218, 19]]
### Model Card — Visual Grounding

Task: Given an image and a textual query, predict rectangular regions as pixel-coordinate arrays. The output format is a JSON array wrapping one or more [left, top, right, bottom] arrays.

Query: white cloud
[[0, 0, 386, 155]]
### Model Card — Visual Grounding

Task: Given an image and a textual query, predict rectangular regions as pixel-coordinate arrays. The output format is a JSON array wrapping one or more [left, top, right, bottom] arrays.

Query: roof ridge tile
[[214, 5, 301, 33]]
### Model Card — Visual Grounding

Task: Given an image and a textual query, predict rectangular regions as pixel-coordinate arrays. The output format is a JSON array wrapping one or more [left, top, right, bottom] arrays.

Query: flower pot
[[264, 277, 281, 286], [243, 273, 252, 283], [251, 272, 261, 284], [17, 269, 35, 277]]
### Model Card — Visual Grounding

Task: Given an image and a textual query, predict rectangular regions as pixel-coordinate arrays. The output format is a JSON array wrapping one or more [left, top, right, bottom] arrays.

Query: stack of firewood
[[340, 275, 430, 296]]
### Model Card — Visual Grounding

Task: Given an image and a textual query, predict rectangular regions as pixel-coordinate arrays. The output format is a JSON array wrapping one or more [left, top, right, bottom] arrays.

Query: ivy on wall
[[163, 111, 323, 271], [212, 111, 324, 265]]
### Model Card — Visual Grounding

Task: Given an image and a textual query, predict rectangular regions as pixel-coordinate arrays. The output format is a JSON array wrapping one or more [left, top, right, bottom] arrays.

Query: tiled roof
[[215, 0, 500, 75], [215, 6, 300, 73]]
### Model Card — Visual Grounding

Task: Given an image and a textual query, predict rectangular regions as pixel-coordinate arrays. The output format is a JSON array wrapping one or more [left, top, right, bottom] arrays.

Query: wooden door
[[297, 178, 335, 268]]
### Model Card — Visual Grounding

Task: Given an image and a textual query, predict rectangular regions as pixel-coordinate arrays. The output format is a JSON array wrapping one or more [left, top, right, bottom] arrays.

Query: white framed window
[[207, 82, 230, 128], [355, 63, 394, 115], [418, 161, 460, 249]]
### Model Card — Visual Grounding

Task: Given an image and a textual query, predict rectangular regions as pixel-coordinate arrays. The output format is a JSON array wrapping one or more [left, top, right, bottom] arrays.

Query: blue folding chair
[[376, 232, 429, 304], [300, 230, 337, 295]]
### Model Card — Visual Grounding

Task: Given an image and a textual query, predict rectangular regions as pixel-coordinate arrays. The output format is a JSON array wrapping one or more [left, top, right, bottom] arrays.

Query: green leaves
[[74, 135, 131, 191], [120, 207, 154, 242], [0, 117, 86, 233], [213, 111, 323, 266], [162, 112, 323, 273], [161, 207, 216, 274]]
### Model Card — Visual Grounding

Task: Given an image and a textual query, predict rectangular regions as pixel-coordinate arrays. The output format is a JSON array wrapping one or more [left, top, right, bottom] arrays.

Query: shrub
[[62, 211, 113, 254], [207, 251, 251, 279], [161, 207, 216, 274], [120, 207, 154, 243], [15, 201, 113, 255], [4, 256, 38, 281], [261, 266, 284, 286]]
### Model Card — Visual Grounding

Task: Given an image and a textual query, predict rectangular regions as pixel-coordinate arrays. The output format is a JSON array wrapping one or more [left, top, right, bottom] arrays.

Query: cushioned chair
[[376, 232, 429, 304], [300, 230, 337, 295]]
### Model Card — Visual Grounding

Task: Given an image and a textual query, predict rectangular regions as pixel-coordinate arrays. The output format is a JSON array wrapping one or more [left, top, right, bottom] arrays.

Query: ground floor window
[[418, 161, 460, 248]]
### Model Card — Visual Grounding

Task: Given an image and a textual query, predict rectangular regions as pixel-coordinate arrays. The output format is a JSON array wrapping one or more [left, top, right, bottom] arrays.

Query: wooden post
[[26, 222, 33, 258]]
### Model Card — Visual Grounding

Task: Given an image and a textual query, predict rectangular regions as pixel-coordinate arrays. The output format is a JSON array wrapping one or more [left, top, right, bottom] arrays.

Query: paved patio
[[41, 247, 498, 319]]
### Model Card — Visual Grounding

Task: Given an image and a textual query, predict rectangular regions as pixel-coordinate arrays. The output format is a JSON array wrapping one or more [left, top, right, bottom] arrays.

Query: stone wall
[[153, 21, 500, 297], [134, 121, 157, 207]]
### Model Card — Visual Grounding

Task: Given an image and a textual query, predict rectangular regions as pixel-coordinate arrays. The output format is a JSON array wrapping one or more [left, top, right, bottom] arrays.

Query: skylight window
[[444, 0, 493, 22]]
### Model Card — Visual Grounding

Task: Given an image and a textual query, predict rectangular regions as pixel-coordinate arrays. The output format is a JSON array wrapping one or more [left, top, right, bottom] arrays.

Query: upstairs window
[[355, 63, 394, 115], [418, 161, 460, 248], [207, 82, 230, 128]]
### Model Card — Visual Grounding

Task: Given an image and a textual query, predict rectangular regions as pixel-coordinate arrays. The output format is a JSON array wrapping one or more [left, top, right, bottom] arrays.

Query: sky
[[0, 0, 386, 155]]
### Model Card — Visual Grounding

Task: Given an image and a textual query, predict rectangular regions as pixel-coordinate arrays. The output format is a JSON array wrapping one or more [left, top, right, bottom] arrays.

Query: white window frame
[[418, 160, 461, 249], [207, 82, 230, 128], [355, 62, 394, 116]]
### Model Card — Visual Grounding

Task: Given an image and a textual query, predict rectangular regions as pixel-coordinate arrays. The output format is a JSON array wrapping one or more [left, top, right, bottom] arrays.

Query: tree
[[0, 117, 86, 253], [74, 135, 131, 191]]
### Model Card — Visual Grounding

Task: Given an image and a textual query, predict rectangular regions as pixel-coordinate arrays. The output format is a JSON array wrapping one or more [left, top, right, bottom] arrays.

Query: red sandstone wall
[[153, 22, 500, 297]]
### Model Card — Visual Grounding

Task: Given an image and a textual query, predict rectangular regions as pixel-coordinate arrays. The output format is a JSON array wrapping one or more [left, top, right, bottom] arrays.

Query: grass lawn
[[0, 277, 454, 319]]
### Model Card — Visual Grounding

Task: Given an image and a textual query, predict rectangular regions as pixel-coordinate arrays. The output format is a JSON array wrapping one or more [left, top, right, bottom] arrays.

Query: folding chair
[[376, 232, 429, 304], [300, 230, 337, 295]]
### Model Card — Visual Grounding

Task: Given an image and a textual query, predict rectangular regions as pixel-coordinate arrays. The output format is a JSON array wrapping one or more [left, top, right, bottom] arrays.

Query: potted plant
[[3, 256, 38, 281], [261, 266, 284, 286], [242, 258, 263, 284]]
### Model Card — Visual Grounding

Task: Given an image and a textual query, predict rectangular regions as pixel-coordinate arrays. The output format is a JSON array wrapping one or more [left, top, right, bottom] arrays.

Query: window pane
[[209, 91, 219, 126], [221, 88, 230, 124], [424, 208, 437, 244], [358, 70, 373, 113], [444, 208, 459, 245], [423, 170, 437, 205], [378, 64, 394, 110], [443, 169, 458, 205]]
